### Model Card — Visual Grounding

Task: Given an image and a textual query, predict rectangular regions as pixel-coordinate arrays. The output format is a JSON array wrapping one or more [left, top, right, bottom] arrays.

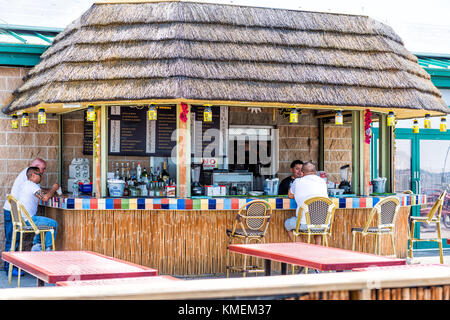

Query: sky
[[0, 0, 449, 54]]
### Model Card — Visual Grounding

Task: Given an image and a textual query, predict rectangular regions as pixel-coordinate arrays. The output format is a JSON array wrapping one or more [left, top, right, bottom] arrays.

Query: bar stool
[[352, 196, 400, 256], [6, 194, 56, 287]]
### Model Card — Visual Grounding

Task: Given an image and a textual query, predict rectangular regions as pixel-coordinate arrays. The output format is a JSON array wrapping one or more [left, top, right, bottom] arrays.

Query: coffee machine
[[338, 164, 352, 194], [191, 165, 203, 196]]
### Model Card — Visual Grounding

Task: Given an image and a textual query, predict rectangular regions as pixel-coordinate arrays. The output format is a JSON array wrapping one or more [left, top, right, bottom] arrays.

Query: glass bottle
[[114, 162, 120, 180], [161, 161, 170, 183], [142, 167, 148, 184]]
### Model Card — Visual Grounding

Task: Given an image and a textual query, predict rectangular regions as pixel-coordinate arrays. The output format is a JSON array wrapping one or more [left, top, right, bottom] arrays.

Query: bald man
[[3, 158, 59, 274], [284, 161, 328, 245]]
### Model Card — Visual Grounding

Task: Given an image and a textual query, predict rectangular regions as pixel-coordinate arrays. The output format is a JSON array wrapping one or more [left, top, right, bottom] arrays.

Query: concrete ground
[[0, 249, 449, 289]]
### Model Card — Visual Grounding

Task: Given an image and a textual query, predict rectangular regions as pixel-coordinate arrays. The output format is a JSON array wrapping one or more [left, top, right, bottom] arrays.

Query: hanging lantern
[[440, 117, 447, 132], [86, 105, 96, 122], [412, 119, 419, 134], [38, 108, 46, 124], [335, 109, 343, 125], [424, 113, 431, 129], [289, 108, 298, 123], [11, 114, 18, 129], [21, 112, 29, 127], [203, 104, 212, 122], [387, 110, 395, 127], [148, 103, 157, 121]]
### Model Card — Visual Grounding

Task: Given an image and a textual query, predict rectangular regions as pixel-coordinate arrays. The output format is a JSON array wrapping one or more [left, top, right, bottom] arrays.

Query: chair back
[[425, 190, 446, 222], [364, 196, 400, 233], [237, 200, 272, 233], [7, 194, 39, 234], [297, 196, 335, 231]]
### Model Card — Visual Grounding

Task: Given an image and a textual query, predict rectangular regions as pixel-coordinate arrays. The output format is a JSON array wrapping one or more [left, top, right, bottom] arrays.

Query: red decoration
[[364, 109, 372, 144], [180, 102, 189, 123]]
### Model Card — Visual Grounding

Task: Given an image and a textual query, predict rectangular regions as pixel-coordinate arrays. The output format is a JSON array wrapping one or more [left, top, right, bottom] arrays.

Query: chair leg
[[40, 231, 46, 251], [225, 237, 233, 278], [18, 232, 23, 288], [8, 229, 17, 286], [242, 239, 248, 277], [437, 222, 444, 264], [51, 230, 55, 251], [390, 232, 396, 257], [352, 232, 356, 251], [378, 234, 382, 255], [409, 221, 416, 260]]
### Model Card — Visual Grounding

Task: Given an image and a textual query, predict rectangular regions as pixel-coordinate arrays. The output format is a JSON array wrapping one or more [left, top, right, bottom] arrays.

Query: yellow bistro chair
[[292, 196, 336, 273], [226, 199, 272, 277], [6, 194, 56, 287], [352, 196, 400, 256], [409, 190, 446, 264]]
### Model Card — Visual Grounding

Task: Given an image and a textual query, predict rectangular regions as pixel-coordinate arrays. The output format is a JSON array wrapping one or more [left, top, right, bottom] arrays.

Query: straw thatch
[[3, 1, 448, 114]]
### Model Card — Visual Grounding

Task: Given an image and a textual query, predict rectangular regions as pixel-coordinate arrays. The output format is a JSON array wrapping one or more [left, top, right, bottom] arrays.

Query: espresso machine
[[338, 164, 352, 194]]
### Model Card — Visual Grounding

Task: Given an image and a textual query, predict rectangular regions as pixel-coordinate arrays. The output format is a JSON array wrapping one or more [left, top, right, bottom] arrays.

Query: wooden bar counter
[[40, 194, 425, 276]]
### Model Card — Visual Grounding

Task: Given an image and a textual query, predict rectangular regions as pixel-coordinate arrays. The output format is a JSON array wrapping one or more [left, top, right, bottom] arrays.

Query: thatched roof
[[3, 0, 448, 116]]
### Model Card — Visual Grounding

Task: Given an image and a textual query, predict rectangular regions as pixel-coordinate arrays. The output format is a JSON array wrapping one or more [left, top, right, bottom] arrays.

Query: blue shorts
[[284, 216, 306, 231]]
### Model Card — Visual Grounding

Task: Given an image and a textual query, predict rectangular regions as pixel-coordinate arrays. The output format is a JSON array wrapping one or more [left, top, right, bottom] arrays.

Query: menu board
[[190, 105, 222, 161], [83, 105, 177, 156], [83, 110, 93, 155]]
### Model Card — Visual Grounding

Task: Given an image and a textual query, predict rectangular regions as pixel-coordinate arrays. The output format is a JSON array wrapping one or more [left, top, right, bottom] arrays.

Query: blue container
[[80, 184, 93, 194]]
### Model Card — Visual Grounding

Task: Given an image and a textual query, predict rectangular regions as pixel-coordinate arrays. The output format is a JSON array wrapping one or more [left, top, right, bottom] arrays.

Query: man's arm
[[34, 183, 59, 202]]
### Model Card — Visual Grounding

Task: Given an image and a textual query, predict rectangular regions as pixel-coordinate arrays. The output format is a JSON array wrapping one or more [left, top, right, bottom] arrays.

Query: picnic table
[[2, 251, 158, 286], [229, 242, 406, 275]]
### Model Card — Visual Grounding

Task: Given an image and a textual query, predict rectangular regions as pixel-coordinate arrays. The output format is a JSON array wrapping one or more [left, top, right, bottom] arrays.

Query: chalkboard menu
[[190, 105, 221, 159], [83, 105, 177, 157]]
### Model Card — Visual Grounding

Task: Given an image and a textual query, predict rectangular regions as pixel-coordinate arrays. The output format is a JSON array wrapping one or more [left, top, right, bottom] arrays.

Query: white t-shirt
[[291, 174, 328, 225], [3, 168, 40, 211], [17, 180, 41, 220]]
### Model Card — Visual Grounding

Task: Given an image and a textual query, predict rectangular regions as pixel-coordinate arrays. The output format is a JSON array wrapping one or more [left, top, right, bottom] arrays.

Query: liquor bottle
[[114, 162, 120, 180], [150, 166, 154, 181], [149, 182, 154, 197], [161, 161, 170, 183], [156, 167, 162, 182], [120, 163, 125, 180], [131, 161, 136, 180], [142, 167, 148, 184], [155, 181, 160, 197], [126, 162, 131, 181], [136, 162, 142, 182]]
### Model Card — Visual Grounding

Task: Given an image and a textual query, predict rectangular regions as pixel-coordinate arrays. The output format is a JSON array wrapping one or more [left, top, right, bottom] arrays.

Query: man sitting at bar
[[17, 167, 59, 251], [278, 160, 303, 195], [284, 161, 328, 245]]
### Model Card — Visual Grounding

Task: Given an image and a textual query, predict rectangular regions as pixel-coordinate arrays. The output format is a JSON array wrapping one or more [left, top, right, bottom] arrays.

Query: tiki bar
[[2, 0, 449, 276]]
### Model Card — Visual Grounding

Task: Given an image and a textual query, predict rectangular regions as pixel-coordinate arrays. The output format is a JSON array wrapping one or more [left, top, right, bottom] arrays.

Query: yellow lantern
[[21, 112, 29, 127], [424, 113, 431, 129], [38, 108, 46, 124], [148, 104, 157, 120], [289, 108, 298, 123], [11, 114, 18, 129], [335, 109, 343, 125], [412, 119, 419, 134], [86, 105, 96, 122], [203, 104, 212, 122], [387, 110, 395, 127], [440, 117, 447, 132]]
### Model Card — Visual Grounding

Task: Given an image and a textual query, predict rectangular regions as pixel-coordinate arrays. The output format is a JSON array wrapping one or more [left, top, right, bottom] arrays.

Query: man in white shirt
[[284, 161, 328, 245], [3, 159, 59, 273], [18, 167, 59, 251]]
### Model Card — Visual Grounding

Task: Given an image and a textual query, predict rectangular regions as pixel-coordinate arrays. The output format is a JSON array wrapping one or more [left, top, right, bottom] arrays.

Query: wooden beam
[[176, 102, 191, 198], [100, 105, 108, 197]]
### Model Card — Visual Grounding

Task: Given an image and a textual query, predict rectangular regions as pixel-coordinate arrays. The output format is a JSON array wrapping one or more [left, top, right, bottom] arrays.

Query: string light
[[289, 107, 298, 123], [86, 105, 96, 122], [424, 113, 431, 129], [21, 112, 29, 127], [11, 114, 18, 129], [387, 110, 395, 127], [440, 117, 447, 132], [335, 109, 343, 125], [38, 108, 46, 124], [203, 104, 212, 122], [412, 119, 419, 134], [148, 103, 157, 120]]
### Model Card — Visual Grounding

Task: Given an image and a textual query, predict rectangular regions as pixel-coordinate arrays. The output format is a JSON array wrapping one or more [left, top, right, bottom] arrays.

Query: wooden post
[[57, 114, 63, 187], [176, 102, 191, 198], [100, 105, 108, 197], [351, 111, 364, 196], [93, 106, 101, 198], [379, 114, 394, 193], [363, 109, 371, 196]]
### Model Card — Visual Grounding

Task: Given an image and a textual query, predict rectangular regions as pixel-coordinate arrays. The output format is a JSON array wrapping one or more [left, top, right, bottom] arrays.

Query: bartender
[[278, 160, 303, 195]]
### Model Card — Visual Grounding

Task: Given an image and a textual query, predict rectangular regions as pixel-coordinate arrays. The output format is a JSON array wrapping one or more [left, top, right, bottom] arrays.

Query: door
[[372, 127, 450, 249]]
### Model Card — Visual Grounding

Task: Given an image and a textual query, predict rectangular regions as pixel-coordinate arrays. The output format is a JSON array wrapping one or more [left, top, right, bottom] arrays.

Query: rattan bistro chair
[[352, 196, 400, 256], [7, 194, 56, 287], [226, 199, 272, 277], [292, 196, 336, 274], [409, 190, 446, 264]]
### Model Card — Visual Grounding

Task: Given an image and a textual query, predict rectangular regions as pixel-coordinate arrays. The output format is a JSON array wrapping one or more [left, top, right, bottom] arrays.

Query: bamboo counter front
[[40, 194, 425, 276]]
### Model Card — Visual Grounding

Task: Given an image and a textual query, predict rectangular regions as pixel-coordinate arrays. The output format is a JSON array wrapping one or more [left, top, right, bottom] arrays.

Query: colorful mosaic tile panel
[[40, 194, 426, 211]]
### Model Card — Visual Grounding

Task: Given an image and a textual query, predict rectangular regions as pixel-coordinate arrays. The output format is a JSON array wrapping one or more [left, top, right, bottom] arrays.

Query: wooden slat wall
[[44, 206, 409, 275]]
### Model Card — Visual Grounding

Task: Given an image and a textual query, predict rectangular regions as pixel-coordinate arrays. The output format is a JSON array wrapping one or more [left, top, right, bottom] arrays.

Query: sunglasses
[[33, 172, 42, 177]]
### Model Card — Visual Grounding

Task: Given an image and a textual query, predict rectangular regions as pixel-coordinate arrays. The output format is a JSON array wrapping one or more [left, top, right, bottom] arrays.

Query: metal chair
[[408, 190, 446, 264], [352, 196, 400, 256], [226, 199, 272, 277], [292, 196, 336, 273], [6, 194, 56, 287]]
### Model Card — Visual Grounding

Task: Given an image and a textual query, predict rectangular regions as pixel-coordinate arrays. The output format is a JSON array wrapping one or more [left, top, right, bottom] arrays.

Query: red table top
[[352, 264, 450, 272], [229, 242, 406, 271], [56, 275, 180, 286], [2, 251, 158, 284]]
